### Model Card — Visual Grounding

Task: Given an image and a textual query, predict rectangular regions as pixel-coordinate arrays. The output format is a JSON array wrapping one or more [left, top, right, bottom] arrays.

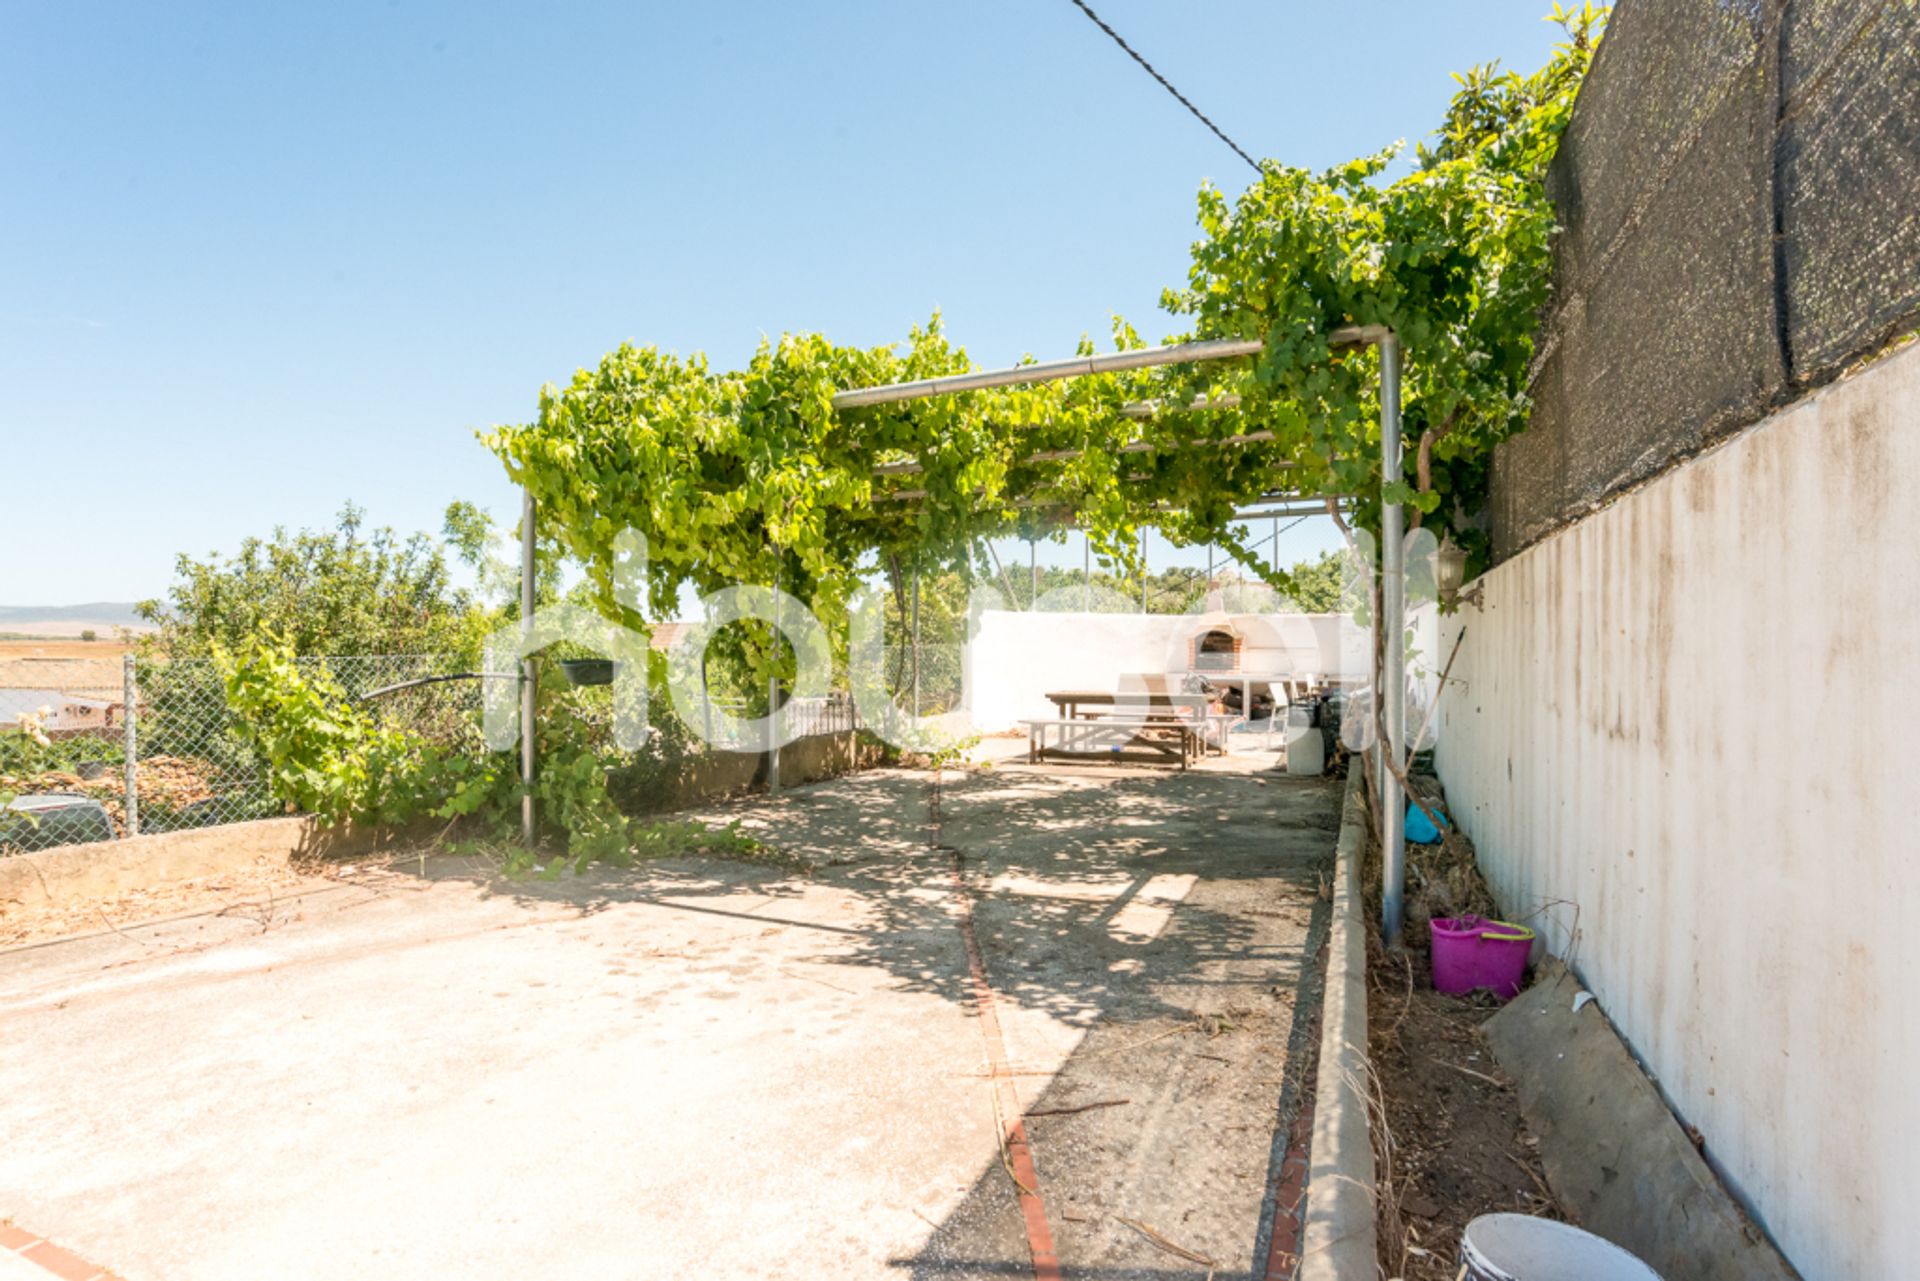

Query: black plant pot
[[557, 658, 615, 687]]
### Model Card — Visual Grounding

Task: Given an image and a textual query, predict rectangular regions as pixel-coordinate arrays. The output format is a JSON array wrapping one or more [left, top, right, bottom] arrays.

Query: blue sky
[[1, 1, 1564, 607]]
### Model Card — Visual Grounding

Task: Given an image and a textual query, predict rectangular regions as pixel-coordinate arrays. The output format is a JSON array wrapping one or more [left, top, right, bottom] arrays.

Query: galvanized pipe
[[833, 327, 1380, 411], [121, 652, 139, 838], [769, 561, 782, 797], [1378, 333, 1407, 945], [1118, 393, 1242, 418], [872, 429, 1291, 479], [520, 488, 537, 849], [1231, 502, 1348, 521], [832, 337, 1262, 409]]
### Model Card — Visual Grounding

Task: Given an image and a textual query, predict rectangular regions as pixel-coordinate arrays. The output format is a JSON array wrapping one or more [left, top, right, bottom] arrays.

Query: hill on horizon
[[0, 603, 154, 636]]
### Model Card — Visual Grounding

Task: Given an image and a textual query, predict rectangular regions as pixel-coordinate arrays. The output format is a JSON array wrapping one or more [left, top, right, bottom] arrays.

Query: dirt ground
[[0, 752, 1338, 1281], [0, 638, 137, 658], [0, 857, 379, 949], [1364, 935, 1559, 1279], [0, 637, 137, 689], [1358, 782, 1560, 1280]]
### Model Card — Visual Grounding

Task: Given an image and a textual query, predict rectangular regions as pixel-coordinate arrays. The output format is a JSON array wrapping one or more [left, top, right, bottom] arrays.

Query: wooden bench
[[1021, 712, 1233, 770]]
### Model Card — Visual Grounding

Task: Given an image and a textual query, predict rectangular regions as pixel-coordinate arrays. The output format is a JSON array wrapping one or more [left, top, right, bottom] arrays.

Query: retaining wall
[[3, 731, 877, 910], [1433, 340, 1920, 1281]]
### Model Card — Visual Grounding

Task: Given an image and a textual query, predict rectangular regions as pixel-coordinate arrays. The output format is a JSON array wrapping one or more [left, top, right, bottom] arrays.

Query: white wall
[[1433, 342, 1920, 1281], [963, 610, 1363, 730]]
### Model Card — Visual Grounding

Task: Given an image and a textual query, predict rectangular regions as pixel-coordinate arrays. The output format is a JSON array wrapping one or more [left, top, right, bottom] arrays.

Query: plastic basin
[[1460, 1213, 1663, 1280], [1430, 915, 1534, 1000]]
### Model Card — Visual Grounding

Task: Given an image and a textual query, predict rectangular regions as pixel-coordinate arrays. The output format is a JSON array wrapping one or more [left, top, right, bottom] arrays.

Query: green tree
[[1163, 5, 1604, 575], [138, 503, 486, 660], [1275, 550, 1348, 613], [440, 498, 565, 616]]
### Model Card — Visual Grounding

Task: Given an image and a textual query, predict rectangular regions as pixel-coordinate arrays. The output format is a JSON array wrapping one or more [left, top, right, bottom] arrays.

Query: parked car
[[1, 793, 116, 854]]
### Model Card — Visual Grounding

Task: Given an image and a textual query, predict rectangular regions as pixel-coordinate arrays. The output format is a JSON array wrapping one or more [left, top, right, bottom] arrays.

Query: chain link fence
[[3, 655, 469, 850], [779, 693, 861, 739], [5, 650, 903, 852], [1493, 0, 1920, 558]]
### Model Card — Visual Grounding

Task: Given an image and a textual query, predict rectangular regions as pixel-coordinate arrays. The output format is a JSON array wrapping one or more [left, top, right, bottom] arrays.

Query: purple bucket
[[1430, 915, 1535, 1000]]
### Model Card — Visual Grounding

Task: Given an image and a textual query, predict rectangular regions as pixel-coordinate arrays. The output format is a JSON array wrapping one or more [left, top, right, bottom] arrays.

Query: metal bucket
[[1460, 1215, 1663, 1281]]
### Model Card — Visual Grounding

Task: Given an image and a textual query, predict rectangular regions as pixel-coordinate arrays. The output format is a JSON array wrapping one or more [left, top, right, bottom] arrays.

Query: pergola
[[517, 328, 1415, 943]]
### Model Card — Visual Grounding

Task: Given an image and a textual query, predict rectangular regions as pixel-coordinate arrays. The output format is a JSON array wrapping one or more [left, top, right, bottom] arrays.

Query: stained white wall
[[962, 610, 1366, 730], [1433, 342, 1920, 1281]]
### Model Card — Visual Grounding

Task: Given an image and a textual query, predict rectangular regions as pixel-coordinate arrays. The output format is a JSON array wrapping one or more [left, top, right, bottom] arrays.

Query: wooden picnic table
[[1045, 689, 1191, 719], [1033, 688, 1232, 768]]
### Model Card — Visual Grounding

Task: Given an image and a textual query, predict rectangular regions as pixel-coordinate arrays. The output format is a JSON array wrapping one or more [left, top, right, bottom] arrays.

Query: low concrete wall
[[1300, 766, 1375, 1281], [655, 748, 764, 809], [1433, 341, 1920, 1281], [649, 731, 882, 811], [0, 815, 419, 910], [4, 732, 880, 911], [775, 729, 882, 789]]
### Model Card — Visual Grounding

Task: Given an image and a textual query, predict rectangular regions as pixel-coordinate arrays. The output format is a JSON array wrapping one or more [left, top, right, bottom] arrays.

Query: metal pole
[[1029, 540, 1037, 607], [910, 566, 921, 718], [1083, 534, 1091, 613], [832, 337, 1263, 408], [769, 556, 782, 797], [520, 488, 537, 849], [1269, 515, 1281, 751], [121, 652, 138, 838], [701, 648, 714, 745], [1379, 333, 1407, 945], [831, 328, 1384, 410]]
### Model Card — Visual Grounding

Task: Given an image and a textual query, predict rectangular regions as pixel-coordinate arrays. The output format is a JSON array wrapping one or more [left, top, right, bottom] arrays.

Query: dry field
[[0, 637, 139, 689]]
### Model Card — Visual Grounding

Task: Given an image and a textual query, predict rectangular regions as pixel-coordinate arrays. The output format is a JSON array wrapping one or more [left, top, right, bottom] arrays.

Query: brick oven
[[1189, 625, 1244, 673]]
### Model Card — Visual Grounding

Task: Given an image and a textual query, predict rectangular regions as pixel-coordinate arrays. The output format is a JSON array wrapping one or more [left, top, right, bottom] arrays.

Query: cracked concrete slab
[[1, 757, 1337, 1280]]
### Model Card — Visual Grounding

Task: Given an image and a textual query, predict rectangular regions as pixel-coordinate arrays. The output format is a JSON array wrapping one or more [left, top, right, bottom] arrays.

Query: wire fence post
[[769, 558, 782, 797], [121, 652, 139, 838], [520, 488, 537, 849]]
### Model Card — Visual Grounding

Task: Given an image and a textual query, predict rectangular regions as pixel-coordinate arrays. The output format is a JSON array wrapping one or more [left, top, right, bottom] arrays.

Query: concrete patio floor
[[0, 752, 1340, 1280]]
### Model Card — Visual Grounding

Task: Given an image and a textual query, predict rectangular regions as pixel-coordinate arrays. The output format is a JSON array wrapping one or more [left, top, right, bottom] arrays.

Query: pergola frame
[[828, 326, 1409, 943], [519, 328, 1413, 944]]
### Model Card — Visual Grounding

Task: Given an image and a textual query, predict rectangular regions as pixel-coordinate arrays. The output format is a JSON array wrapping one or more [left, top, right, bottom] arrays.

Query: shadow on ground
[[417, 758, 1341, 1279]]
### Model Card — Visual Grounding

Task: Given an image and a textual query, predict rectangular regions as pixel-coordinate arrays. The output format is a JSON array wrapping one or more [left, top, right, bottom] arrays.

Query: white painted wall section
[[1433, 341, 1920, 1281], [963, 610, 1366, 730]]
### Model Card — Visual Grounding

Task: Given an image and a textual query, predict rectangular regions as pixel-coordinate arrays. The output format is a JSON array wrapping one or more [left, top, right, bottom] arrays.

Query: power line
[[1063, 0, 1262, 175]]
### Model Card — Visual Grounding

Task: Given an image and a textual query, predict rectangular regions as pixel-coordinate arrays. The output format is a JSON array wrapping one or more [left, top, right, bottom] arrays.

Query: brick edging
[[0, 1223, 124, 1281]]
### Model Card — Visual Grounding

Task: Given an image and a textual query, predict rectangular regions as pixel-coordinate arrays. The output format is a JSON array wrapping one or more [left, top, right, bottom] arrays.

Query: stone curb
[[1298, 765, 1376, 1280]]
